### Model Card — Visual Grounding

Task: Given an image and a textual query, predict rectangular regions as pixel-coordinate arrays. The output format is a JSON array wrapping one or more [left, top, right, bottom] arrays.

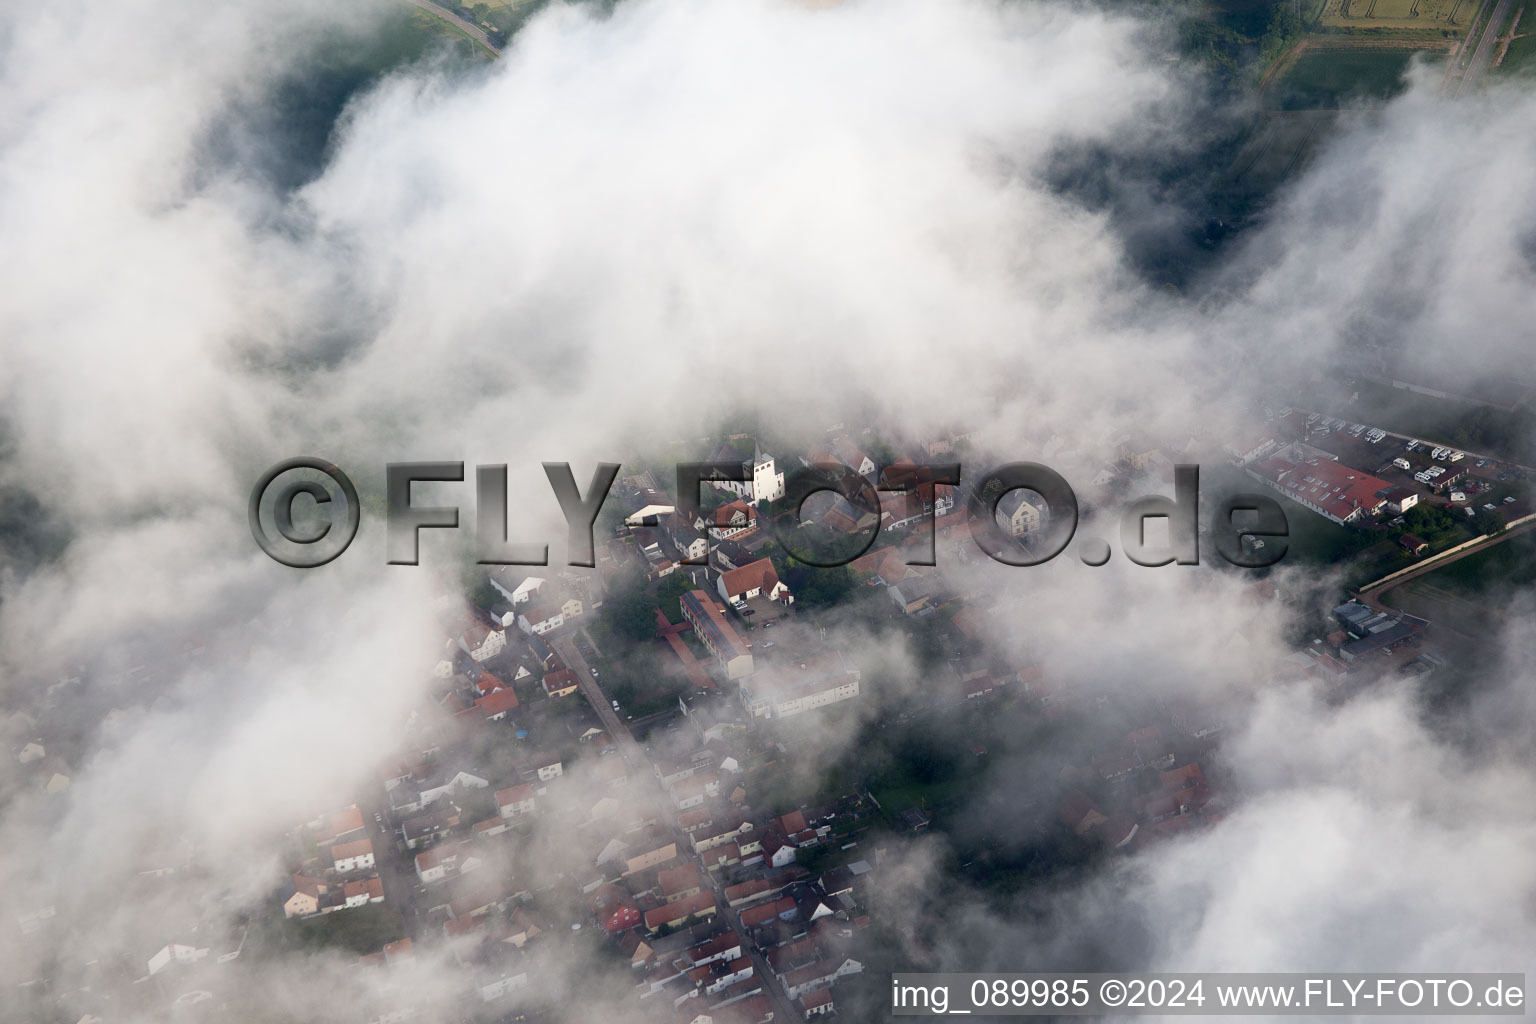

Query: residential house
[[643, 890, 718, 934], [344, 877, 385, 908], [496, 784, 536, 818], [671, 771, 721, 810], [403, 808, 459, 850], [716, 558, 791, 608], [659, 862, 706, 904], [520, 751, 563, 784], [455, 616, 507, 663], [800, 987, 835, 1017], [739, 651, 860, 719], [475, 688, 520, 721], [331, 838, 375, 874], [419, 768, 490, 806], [415, 844, 461, 884], [543, 669, 580, 698], [995, 488, 1049, 538], [282, 874, 328, 918], [781, 958, 864, 1001]]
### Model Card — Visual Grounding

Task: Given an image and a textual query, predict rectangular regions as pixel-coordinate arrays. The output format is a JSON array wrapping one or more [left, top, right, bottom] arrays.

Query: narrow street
[[357, 789, 422, 940], [549, 632, 803, 1020]]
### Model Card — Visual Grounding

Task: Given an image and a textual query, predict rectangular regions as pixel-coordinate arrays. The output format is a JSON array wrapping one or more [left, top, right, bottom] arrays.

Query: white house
[[488, 572, 545, 606], [716, 558, 791, 607], [516, 595, 584, 635], [497, 784, 537, 818], [331, 839, 375, 873], [996, 489, 1049, 538], [456, 621, 506, 662], [415, 845, 460, 884], [344, 877, 385, 908], [665, 512, 710, 562], [523, 754, 563, 784], [147, 943, 209, 976], [782, 957, 864, 1000], [830, 436, 877, 480], [419, 769, 490, 806]]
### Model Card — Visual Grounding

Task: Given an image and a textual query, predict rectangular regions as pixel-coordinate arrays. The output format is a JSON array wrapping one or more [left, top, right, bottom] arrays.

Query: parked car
[[1504, 496, 1518, 504]]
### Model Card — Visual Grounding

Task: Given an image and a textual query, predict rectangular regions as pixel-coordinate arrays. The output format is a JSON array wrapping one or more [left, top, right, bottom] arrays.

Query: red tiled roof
[[718, 558, 779, 599], [738, 896, 795, 928], [643, 890, 716, 929], [475, 688, 520, 717], [496, 784, 534, 807], [543, 669, 579, 694], [331, 838, 373, 861], [659, 862, 704, 896], [344, 876, 384, 900]]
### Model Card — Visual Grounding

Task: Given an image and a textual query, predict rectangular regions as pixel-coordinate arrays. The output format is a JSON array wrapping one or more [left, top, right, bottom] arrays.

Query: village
[[16, 402, 1533, 1024]]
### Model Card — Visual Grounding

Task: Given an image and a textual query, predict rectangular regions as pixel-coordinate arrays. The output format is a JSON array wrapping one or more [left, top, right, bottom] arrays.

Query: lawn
[[271, 901, 403, 956], [1497, 30, 1536, 74]]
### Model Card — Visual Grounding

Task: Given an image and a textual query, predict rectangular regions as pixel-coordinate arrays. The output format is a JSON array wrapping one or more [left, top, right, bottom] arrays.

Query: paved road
[[357, 791, 423, 939], [407, 0, 503, 56], [1453, 0, 1512, 96], [550, 636, 645, 765]]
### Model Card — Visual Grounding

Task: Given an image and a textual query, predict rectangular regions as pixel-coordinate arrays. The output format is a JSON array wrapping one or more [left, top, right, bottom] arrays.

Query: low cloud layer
[[2, 0, 1535, 1019]]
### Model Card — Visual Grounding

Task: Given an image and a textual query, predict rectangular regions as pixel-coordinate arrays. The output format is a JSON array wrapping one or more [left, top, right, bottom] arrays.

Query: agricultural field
[[454, 0, 545, 38], [1320, 0, 1477, 31], [1379, 529, 1536, 635], [1224, 111, 1337, 191], [1495, 7, 1536, 72], [1269, 47, 1425, 106]]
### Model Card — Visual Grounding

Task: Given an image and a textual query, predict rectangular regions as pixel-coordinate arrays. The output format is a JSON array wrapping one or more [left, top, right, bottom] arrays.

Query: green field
[[1271, 49, 1422, 108], [1379, 529, 1536, 635], [1497, 31, 1536, 73], [1414, 528, 1536, 595]]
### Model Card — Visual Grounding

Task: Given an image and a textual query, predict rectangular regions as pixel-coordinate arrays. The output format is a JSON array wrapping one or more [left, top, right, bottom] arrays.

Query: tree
[[1403, 503, 1457, 543], [600, 568, 659, 643], [656, 572, 694, 623], [1480, 510, 1506, 537], [784, 563, 857, 611]]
